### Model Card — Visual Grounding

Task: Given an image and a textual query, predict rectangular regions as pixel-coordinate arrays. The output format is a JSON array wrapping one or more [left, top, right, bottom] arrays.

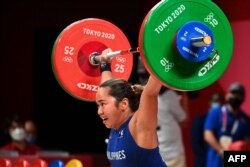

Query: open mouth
[[101, 117, 108, 123]]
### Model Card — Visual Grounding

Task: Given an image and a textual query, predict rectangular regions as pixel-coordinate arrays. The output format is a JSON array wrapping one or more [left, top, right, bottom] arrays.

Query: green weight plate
[[139, 0, 233, 91]]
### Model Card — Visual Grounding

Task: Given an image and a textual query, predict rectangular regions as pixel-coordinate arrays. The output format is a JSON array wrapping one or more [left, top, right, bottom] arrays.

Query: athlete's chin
[[105, 125, 112, 129], [103, 121, 111, 129]]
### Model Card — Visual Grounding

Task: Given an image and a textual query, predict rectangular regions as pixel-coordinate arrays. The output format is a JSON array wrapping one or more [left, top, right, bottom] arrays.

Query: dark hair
[[99, 79, 143, 112], [228, 82, 245, 97], [210, 93, 223, 103], [4, 114, 25, 129]]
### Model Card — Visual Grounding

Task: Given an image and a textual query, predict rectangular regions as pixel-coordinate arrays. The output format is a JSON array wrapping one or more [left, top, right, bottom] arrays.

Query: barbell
[[51, 0, 233, 101]]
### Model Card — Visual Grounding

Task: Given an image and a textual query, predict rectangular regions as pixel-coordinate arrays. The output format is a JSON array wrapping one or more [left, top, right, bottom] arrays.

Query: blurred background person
[[0, 114, 43, 155], [191, 93, 223, 167], [204, 82, 250, 167], [25, 119, 39, 145], [157, 86, 189, 167]]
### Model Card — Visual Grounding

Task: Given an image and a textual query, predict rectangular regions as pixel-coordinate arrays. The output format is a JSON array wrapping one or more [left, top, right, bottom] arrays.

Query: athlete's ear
[[119, 98, 129, 111]]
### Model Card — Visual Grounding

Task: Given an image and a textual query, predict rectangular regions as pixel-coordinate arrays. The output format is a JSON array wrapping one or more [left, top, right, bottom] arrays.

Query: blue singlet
[[107, 117, 167, 167]]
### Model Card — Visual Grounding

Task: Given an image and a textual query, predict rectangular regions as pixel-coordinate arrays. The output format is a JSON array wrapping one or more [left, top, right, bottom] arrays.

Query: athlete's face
[[96, 87, 121, 129]]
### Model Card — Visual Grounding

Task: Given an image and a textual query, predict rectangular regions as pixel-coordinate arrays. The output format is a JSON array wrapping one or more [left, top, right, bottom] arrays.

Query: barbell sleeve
[[191, 35, 212, 47]]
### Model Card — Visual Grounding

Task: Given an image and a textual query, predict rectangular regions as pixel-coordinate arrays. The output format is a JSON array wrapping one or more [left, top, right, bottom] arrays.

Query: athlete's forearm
[[144, 76, 162, 96], [100, 67, 113, 84]]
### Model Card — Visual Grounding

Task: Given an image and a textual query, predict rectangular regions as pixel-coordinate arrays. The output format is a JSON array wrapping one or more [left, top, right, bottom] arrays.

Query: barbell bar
[[89, 47, 140, 66]]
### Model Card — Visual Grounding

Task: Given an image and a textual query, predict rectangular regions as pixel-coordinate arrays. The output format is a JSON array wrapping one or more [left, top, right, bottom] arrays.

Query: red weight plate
[[14, 159, 30, 167], [31, 159, 48, 167], [0, 158, 12, 167], [52, 18, 133, 101]]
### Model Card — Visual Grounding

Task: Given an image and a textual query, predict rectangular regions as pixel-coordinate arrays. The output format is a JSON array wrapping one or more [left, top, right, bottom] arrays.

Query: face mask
[[227, 96, 243, 110], [10, 128, 26, 141], [210, 102, 220, 109]]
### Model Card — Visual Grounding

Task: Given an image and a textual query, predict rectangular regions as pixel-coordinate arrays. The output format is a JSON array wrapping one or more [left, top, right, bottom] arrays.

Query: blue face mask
[[25, 135, 35, 144], [210, 102, 221, 109]]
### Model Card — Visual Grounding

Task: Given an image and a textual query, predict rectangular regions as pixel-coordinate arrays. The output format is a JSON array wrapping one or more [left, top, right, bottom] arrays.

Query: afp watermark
[[224, 151, 250, 167]]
